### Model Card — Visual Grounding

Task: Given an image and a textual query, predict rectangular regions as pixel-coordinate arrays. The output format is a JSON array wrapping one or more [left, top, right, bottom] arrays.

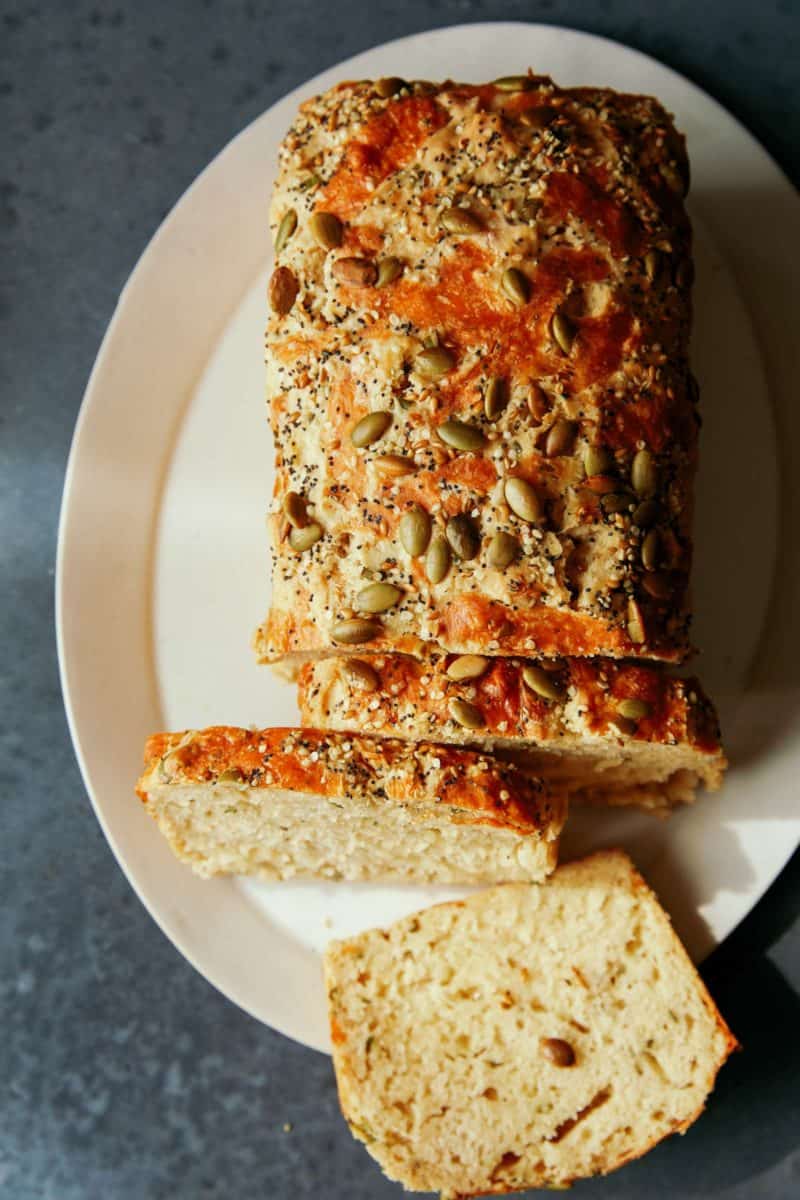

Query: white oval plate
[[57, 23, 800, 1054]]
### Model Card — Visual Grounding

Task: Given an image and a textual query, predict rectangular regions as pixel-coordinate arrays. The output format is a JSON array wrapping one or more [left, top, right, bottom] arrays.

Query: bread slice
[[325, 850, 736, 1195], [298, 654, 726, 814], [136, 727, 566, 883], [257, 75, 698, 670]]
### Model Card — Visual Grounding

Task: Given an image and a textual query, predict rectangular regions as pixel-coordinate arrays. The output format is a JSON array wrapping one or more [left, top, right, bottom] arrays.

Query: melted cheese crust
[[257, 76, 696, 665], [297, 655, 723, 756], [139, 726, 564, 835]]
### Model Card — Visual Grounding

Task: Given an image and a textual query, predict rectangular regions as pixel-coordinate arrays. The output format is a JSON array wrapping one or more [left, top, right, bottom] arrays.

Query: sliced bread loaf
[[299, 654, 725, 813], [325, 850, 736, 1195], [137, 727, 566, 883]]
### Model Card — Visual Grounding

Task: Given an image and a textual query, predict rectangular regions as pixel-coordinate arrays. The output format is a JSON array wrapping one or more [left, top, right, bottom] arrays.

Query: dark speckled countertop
[[2, 2, 799, 1197]]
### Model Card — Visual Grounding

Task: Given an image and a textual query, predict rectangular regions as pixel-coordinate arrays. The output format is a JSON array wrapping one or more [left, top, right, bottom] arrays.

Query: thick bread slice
[[257, 74, 698, 669], [325, 850, 737, 1196], [298, 655, 726, 814], [136, 727, 566, 883]]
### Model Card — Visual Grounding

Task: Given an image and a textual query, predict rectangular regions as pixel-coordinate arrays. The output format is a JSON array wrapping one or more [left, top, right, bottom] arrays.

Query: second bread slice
[[137, 727, 566, 883], [325, 850, 736, 1195]]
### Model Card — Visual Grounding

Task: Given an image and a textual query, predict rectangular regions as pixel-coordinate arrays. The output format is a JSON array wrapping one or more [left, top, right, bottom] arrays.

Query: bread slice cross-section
[[136, 727, 566, 884], [324, 849, 736, 1195]]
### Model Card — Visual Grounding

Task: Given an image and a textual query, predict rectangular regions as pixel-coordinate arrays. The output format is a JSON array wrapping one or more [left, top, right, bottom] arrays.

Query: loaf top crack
[[257, 75, 697, 667]]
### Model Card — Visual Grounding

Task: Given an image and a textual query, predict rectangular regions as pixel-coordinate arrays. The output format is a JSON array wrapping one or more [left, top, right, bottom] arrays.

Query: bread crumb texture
[[324, 850, 736, 1194], [136, 727, 565, 884]]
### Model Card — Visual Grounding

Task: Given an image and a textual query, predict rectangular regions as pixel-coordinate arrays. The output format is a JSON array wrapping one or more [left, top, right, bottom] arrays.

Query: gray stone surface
[[1, 1, 798, 1196]]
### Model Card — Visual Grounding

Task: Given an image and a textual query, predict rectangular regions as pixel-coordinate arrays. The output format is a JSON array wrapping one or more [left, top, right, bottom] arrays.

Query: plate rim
[[56, 20, 800, 1051]]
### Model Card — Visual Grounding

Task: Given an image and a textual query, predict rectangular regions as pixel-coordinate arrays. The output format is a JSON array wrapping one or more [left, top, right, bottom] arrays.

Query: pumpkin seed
[[484, 376, 509, 421], [611, 714, 637, 736], [601, 492, 631, 516], [631, 449, 657, 496], [357, 582, 403, 613], [299, 172, 321, 191], [644, 248, 661, 284], [617, 697, 652, 721], [289, 522, 322, 552], [446, 513, 481, 560], [284, 490, 309, 528], [584, 445, 613, 477], [488, 530, 518, 569], [342, 658, 379, 691], [331, 618, 381, 645], [274, 208, 297, 254], [642, 571, 672, 599], [545, 418, 577, 457], [269, 266, 298, 316], [375, 76, 405, 98], [374, 453, 416, 479], [415, 345, 455, 379], [446, 655, 489, 682], [440, 206, 483, 235], [333, 256, 377, 286], [437, 418, 486, 452], [494, 75, 533, 92], [641, 529, 660, 571], [504, 476, 542, 523], [550, 310, 576, 354], [425, 535, 451, 584], [522, 664, 565, 702], [527, 382, 548, 421], [376, 256, 404, 288], [627, 597, 646, 644], [540, 1037, 576, 1067], [501, 267, 530, 306], [448, 697, 485, 729], [632, 499, 659, 527], [399, 505, 431, 557], [217, 767, 244, 783], [309, 210, 343, 250], [350, 410, 392, 448]]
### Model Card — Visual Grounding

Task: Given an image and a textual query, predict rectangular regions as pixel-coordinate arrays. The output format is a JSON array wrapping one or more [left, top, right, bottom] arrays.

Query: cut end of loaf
[[297, 656, 726, 814], [325, 850, 736, 1194]]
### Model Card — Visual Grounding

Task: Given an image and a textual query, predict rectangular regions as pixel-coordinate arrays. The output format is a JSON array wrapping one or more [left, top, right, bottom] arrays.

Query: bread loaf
[[325, 850, 736, 1195], [136, 727, 566, 883], [256, 74, 697, 669], [298, 654, 725, 812]]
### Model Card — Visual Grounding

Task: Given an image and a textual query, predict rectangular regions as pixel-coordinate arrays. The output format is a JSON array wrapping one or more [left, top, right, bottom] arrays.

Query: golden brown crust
[[138, 726, 565, 835], [297, 653, 724, 759], [260, 74, 697, 666]]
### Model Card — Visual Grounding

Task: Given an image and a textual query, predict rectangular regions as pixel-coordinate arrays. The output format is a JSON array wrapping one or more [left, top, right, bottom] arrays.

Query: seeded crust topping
[[139, 727, 564, 835], [256, 74, 697, 666], [296, 654, 722, 751]]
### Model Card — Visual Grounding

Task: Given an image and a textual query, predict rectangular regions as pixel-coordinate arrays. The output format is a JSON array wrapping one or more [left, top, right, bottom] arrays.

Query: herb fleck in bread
[[298, 654, 725, 813], [325, 850, 736, 1195], [136, 727, 566, 883]]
